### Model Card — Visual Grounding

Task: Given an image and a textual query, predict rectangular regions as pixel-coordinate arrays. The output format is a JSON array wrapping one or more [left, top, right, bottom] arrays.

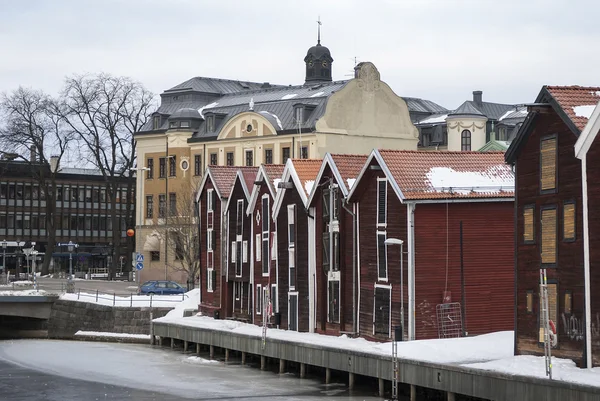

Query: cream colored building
[[133, 39, 447, 284]]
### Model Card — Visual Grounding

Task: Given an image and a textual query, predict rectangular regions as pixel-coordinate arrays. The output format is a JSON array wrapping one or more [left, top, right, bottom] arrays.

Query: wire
[[444, 198, 449, 296]]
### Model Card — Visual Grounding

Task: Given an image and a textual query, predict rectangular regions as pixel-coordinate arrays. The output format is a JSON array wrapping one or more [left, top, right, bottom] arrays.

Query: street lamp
[[15, 239, 22, 280], [67, 240, 78, 293], [1, 240, 7, 284], [385, 238, 405, 341]]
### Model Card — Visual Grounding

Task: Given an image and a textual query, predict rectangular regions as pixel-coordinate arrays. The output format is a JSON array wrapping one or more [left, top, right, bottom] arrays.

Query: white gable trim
[[196, 167, 224, 203], [246, 165, 279, 216], [306, 153, 349, 207], [575, 100, 600, 160], [225, 169, 253, 212], [346, 149, 405, 203], [272, 159, 306, 220]]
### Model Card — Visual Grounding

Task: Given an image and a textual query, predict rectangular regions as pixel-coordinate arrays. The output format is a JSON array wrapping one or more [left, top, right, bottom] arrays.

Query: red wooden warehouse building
[[246, 164, 285, 326], [306, 153, 367, 336], [348, 149, 515, 341], [506, 85, 600, 367]]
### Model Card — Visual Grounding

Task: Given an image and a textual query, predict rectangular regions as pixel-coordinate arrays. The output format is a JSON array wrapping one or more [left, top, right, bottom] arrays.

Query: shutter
[[256, 285, 262, 314], [323, 190, 330, 220], [262, 198, 269, 233], [374, 287, 391, 335], [333, 232, 340, 271], [377, 233, 387, 279], [377, 180, 386, 225], [242, 240, 248, 263], [563, 203, 575, 240], [332, 187, 340, 220], [541, 208, 557, 264], [322, 233, 330, 271], [211, 269, 217, 290], [524, 206, 534, 243], [255, 234, 261, 262], [540, 138, 557, 191], [231, 242, 236, 263], [539, 283, 558, 343]]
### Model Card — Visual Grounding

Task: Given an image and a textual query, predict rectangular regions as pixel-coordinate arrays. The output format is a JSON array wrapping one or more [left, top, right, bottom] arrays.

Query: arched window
[[461, 130, 472, 151]]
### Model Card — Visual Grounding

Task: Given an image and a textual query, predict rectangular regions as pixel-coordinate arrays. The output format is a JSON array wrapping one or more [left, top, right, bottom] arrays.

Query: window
[[210, 153, 217, 166], [169, 155, 176, 177], [264, 149, 273, 164], [461, 130, 471, 151], [271, 284, 277, 315], [231, 241, 237, 263], [526, 291, 533, 313], [377, 179, 387, 226], [226, 152, 234, 166], [206, 115, 215, 132], [151, 251, 160, 261], [242, 241, 248, 263], [524, 205, 535, 244], [146, 195, 153, 219], [294, 106, 303, 125], [300, 146, 308, 159], [282, 147, 290, 163], [169, 121, 178, 129], [288, 205, 296, 289], [563, 202, 575, 241], [159, 157, 166, 178], [194, 155, 202, 176], [256, 284, 262, 314], [262, 197, 270, 275], [153, 115, 160, 129], [256, 233, 261, 261], [158, 194, 166, 218], [540, 136, 557, 192], [146, 158, 154, 179], [377, 232, 387, 280], [541, 207, 557, 265], [245, 150, 254, 166], [169, 193, 176, 215], [180, 121, 190, 128]]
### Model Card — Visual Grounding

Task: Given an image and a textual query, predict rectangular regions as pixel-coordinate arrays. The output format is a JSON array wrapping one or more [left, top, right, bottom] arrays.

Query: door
[[374, 286, 391, 336], [289, 293, 298, 331]]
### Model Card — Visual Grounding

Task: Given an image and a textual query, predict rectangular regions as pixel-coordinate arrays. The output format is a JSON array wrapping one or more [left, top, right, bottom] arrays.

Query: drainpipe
[[581, 155, 592, 368], [407, 202, 416, 340], [342, 199, 357, 334]]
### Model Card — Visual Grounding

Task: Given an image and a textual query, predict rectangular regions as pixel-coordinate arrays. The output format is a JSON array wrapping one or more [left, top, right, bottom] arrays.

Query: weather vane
[[317, 16, 322, 45]]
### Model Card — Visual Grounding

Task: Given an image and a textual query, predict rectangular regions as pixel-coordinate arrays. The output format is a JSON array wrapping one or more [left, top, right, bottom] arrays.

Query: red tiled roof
[[330, 154, 368, 191], [207, 166, 241, 198], [291, 159, 322, 196], [546, 86, 600, 131], [240, 167, 259, 195], [377, 150, 514, 200], [263, 164, 285, 188]]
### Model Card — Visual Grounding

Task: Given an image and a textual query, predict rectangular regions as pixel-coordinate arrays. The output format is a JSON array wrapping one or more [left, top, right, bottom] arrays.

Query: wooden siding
[[586, 136, 600, 366], [356, 164, 407, 341], [514, 110, 585, 365], [199, 180, 222, 316], [414, 202, 514, 339], [276, 184, 310, 332]]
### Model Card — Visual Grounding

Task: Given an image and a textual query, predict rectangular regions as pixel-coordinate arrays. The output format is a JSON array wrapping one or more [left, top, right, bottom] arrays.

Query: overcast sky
[[1, 0, 599, 109]]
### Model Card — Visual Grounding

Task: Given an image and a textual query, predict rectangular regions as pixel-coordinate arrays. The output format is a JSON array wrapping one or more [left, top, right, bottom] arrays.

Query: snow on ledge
[[75, 331, 151, 340]]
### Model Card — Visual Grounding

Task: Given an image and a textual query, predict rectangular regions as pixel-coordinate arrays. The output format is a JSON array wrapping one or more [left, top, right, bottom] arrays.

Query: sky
[[1, 0, 599, 110]]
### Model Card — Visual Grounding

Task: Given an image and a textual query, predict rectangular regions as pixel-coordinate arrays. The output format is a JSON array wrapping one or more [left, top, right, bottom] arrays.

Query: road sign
[[136, 253, 144, 263], [136, 262, 144, 271]]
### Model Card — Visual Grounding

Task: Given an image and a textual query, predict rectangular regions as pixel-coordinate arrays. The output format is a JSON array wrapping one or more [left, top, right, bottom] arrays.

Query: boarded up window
[[374, 286, 391, 336], [563, 202, 575, 241], [540, 137, 557, 191], [377, 232, 387, 280], [524, 206, 535, 243], [539, 283, 558, 343], [289, 294, 298, 331], [377, 179, 387, 225], [541, 208, 557, 265]]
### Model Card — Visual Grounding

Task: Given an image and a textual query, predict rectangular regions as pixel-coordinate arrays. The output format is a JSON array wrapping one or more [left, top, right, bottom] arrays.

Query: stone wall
[[48, 300, 171, 339]]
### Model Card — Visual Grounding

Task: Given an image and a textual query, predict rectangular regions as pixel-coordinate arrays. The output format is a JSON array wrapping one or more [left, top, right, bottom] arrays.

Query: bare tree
[[0, 87, 74, 275], [60, 73, 154, 279], [150, 179, 201, 288]]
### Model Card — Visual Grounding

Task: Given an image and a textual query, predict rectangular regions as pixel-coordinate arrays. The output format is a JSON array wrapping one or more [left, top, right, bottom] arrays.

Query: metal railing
[[74, 289, 188, 307]]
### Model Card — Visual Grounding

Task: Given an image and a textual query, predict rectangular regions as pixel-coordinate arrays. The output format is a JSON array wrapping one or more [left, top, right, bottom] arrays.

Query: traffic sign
[[136, 253, 144, 263], [136, 262, 144, 271]]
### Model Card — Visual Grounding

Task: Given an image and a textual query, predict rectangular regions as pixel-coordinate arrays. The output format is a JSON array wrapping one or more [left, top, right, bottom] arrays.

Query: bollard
[[279, 359, 285, 374], [326, 368, 331, 384], [300, 363, 306, 378]]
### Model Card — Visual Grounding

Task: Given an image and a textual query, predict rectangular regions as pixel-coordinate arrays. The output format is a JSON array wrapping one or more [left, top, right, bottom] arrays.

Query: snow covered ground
[[74, 331, 151, 340]]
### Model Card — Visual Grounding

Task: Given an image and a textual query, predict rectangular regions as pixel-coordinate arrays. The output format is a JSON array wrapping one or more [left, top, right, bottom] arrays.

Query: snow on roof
[[498, 107, 528, 121], [281, 94, 298, 100], [258, 111, 283, 130], [573, 105, 597, 119], [273, 178, 281, 192], [426, 166, 514, 194], [310, 91, 325, 97], [198, 102, 219, 118], [304, 180, 315, 195], [346, 178, 356, 189], [418, 114, 448, 124]]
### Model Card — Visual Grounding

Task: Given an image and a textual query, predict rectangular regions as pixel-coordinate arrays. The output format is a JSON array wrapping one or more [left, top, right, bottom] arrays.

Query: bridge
[[0, 295, 59, 338]]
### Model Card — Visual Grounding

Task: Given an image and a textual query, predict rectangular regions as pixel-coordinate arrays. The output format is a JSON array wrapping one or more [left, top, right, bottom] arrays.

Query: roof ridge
[[219, 79, 349, 98]]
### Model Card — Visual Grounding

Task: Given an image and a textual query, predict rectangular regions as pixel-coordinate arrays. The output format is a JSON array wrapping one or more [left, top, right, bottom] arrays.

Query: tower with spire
[[304, 17, 333, 85]]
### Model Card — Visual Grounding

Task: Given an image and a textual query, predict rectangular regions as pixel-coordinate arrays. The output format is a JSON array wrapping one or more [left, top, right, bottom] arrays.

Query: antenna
[[344, 56, 360, 78], [317, 16, 322, 45]]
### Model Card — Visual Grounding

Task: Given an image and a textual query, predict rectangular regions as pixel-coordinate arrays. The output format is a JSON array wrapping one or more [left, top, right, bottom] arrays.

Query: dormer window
[[153, 115, 161, 130], [180, 121, 190, 128], [206, 115, 215, 132], [169, 121, 178, 129], [295, 107, 303, 125]]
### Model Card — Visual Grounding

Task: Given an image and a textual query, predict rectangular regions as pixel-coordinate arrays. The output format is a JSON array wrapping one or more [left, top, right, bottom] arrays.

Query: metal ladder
[[261, 288, 269, 350], [540, 268, 553, 379], [392, 328, 399, 399]]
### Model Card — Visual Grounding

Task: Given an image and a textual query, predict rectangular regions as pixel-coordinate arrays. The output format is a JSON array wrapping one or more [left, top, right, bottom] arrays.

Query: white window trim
[[288, 291, 299, 332], [207, 267, 214, 292], [207, 189, 214, 212], [256, 284, 262, 314], [373, 283, 392, 337], [256, 234, 262, 262], [271, 231, 277, 261], [376, 231, 388, 282], [262, 195, 270, 277], [287, 205, 295, 290], [270, 284, 278, 315], [376, 177, 387, 228], [231, 241, 237, 263]]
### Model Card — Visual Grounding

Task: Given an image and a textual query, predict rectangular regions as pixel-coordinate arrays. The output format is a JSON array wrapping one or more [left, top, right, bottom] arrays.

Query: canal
[[0, 340, 387, 400]]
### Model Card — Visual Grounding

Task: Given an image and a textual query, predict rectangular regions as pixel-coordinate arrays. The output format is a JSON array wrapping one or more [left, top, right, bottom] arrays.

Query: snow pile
[[10, 280, 34, 287], [74, 331, 151, 340], [155, 313, 513, 364], [198, 102, 219, 118], [184, 356, 220, 365], [573, 105, 597, 119], [60, 291, 188, 308], [0, 289, 46, 296], [464, 355, 600, 387], [163, 289, 200, 318], [418, 114, 448, 124], [258, 111, 283, 130], [426, 166, 514, 194]]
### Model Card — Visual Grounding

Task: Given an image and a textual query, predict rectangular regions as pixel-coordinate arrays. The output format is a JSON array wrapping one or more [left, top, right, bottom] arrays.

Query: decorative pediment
[[217, 112, 278, 141]]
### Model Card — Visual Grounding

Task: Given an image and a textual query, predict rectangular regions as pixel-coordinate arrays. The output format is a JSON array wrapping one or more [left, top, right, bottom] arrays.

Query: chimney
[[261, 82, 271, 89], [473, 90, 483, 107], [30, 145, 36, 162]]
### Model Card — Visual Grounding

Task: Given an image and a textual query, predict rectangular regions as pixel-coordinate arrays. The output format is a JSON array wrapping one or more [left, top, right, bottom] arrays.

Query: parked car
[[138, 280, 185, 295]]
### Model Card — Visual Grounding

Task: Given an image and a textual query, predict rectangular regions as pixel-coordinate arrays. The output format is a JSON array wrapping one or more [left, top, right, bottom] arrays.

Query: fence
[[74, 289, 188, 307]]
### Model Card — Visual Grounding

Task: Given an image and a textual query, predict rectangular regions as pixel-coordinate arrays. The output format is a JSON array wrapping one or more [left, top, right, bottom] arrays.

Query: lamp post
[[31, 250, 38, 292], [67, 240, 78, 293], [1, 240, 7, 285], [15, 239, 22, 280], [385, 238, 405, 341]]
